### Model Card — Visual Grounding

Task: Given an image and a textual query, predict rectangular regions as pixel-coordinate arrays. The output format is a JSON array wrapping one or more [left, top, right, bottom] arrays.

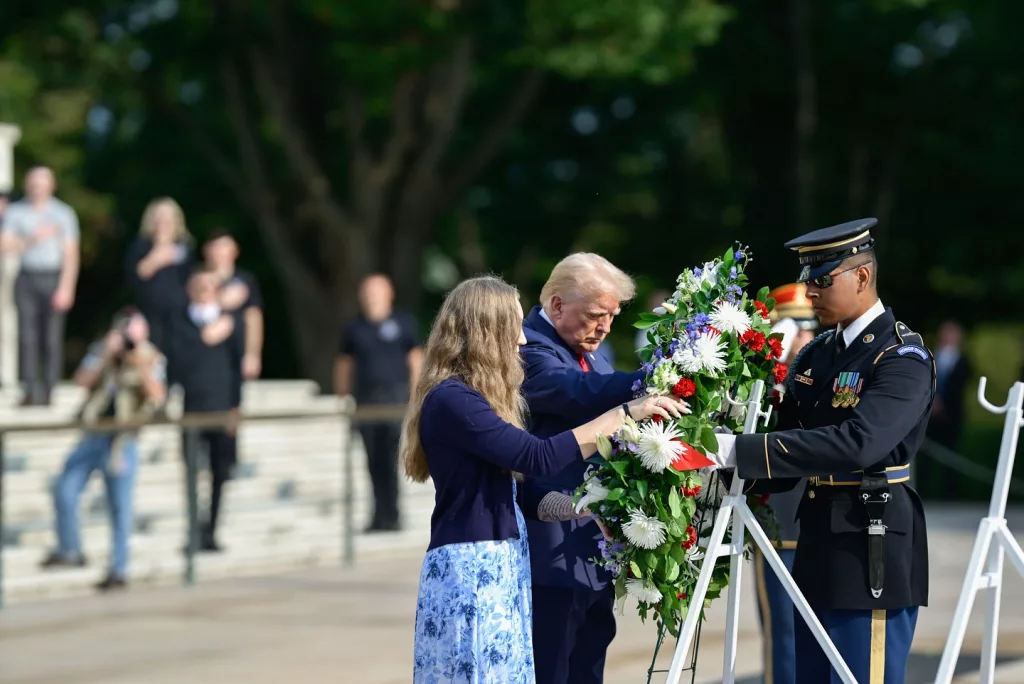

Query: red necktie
[[578, 353, 590, 372]]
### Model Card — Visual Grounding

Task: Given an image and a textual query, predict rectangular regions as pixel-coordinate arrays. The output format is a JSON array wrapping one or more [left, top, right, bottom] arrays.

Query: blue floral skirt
[[413, 498, 533, 683]]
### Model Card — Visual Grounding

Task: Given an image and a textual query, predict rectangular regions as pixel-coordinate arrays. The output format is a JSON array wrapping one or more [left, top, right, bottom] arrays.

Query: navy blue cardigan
[[420, 378, 580, 551]]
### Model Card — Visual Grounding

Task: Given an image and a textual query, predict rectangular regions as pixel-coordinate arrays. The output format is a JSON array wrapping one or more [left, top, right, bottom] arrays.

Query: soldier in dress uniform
[[710, 218, 934, 683], [754, 282, 818, 684]]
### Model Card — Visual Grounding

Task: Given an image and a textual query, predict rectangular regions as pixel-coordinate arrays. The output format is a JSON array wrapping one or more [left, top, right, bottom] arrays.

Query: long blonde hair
[[139, 197, 193, 243], [401, 276, 528, 483]]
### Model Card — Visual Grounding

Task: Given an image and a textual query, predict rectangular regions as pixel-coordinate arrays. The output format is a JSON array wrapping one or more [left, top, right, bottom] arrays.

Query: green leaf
[[664, 557, 680, 583], [630, 561, 642, 578], [682, 496, 697, 518], [606, 488, 625, 501], [670, 544, 687, 565], [741, 362, 752, 378], [629, 490, 644, 505], [609, 460, 628, 478], [633, 319, 659, 330], [668, 486, 682, 518], [723, 245, 735, 266], [677, 414, 699, 429], [700, 427, 719, 453], [757, 286, 770, 302], [636, 480, 649, 501]]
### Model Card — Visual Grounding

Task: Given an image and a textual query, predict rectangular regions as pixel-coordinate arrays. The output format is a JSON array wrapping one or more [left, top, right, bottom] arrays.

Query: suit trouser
[[532, 584, 616, 684], [754, 547, 797, 684], [359, 421, 401, 527], [184, 429, 236, 539], [15, 270, 64, 402]]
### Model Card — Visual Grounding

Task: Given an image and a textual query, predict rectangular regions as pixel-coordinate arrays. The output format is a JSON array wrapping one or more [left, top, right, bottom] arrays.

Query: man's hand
[[220, 281, 250, 310], [103, 330, 125, 357], [707, 433, 737, 469], [32, 223, 59, 243], [242, 353, 261, 380], [51, 286, 74, 312]]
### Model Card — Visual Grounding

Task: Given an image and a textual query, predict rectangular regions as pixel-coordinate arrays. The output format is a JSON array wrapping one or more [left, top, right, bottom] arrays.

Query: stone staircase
[[0, 380, 434, 605]]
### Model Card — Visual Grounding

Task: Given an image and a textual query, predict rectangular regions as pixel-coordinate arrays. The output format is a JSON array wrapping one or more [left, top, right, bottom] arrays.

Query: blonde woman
[[402, 276, 687, 683], [124, 198, 194, 355]]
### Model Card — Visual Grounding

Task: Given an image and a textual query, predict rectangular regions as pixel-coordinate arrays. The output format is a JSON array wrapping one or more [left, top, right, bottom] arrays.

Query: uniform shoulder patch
[[896, 344, 929, 360], [894, 320, 924, 346]]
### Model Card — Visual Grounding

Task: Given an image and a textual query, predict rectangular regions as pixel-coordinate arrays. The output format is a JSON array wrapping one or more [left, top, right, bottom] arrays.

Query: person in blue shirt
[[400, 275, 687, 684]]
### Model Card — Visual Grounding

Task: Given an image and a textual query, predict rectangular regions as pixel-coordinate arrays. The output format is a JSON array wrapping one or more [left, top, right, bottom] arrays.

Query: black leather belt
[[859, 472, 891, 599]]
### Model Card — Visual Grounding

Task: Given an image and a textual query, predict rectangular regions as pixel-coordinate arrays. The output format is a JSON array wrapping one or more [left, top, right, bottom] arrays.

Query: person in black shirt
[[124, 198, 194, 363], [334, 274, 422, 532], [171, 266, 243, 551], [203, 229, 264, 386]]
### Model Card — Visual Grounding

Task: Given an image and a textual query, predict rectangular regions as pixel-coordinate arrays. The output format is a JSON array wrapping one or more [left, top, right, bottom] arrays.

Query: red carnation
[[672, 378, 696, 398], [677, 592, 688, 600], [681, 525, 697, 550], [773, 363, 789, 385], [681, 484, 703, 497], [770, 389, 783, 406], [766, 337, 783, 359], [741, 330, 766, 353], [652, 414, 663, 423], [708, 325, 722, 337], [753, 300, 770, 319]]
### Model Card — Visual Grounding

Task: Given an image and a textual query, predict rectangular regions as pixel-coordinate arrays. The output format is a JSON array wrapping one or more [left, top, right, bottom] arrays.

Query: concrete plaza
[[1, 504, 1024, 683]]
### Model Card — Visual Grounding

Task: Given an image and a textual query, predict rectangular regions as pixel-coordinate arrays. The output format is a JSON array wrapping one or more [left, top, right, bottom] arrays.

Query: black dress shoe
[[40, 552, 87, 569], [96, 574, 128, 592], [364, 520, 402, 534]]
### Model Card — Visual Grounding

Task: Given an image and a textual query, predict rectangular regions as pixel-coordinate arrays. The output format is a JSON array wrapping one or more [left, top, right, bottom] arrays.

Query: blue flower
[[735, 250, 745, 262], [641, 361, 654, 374], [694, 313, 710, 326], [730, 266, 738, 278], [693, 267, 703, 277], [626, 442, 639, 453], [631, 379, 643, 392], [668, 339, 680, 355], [653, 347, 664, 360]]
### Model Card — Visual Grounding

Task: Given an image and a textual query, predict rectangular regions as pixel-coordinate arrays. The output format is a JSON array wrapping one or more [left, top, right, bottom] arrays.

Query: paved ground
[[1, 504, 1023, 683]]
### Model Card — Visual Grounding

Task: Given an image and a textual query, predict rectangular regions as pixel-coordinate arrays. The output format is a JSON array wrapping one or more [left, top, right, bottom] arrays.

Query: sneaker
[[96, 574, 128, 592], [40, 552, 86, 569]]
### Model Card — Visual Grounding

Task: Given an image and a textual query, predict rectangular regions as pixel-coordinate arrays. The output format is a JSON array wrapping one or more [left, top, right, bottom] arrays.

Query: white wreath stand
[[934, 378, 1024, 684], [663, 379, 857, 684]]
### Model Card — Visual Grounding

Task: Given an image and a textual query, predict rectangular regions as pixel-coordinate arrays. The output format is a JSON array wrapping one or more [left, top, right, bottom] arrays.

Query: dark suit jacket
[[928, 351, 971, 449], [519, 306, 644, 591]]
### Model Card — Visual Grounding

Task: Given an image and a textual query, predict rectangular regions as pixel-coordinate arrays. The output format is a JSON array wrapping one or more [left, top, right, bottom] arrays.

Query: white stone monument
[[0, 123, 22, 393]]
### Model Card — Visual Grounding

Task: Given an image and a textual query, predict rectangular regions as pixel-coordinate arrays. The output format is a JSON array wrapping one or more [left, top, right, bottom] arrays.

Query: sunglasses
[[811, 261, 872, 289]]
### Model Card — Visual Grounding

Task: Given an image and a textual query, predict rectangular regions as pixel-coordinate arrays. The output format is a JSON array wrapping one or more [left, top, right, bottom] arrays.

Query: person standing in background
[[171, 267, 243, 552], [0, 166, 80, 406], [124, 197, 194, 369], [922, 320, 972, 498], [203, 229, 263, 384], [334, 274, 422, 533], [753, 282, 818, 684]]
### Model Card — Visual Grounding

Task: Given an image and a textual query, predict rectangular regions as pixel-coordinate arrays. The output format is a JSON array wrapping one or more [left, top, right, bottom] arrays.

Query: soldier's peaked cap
[[785, 218, 876, 284]]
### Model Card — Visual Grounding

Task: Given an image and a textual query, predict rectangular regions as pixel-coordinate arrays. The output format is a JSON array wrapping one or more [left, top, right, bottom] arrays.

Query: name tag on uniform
[[796, 374, 813, 386]]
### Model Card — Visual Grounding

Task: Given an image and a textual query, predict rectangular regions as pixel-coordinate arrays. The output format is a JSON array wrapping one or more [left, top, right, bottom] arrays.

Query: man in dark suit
[[520, 252, 646, 684], [920, 320, 972, 497], [710, 219, 934, 683]]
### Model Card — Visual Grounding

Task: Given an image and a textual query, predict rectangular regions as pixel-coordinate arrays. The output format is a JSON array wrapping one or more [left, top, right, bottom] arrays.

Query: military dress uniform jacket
[[736, 308, 935, 612]]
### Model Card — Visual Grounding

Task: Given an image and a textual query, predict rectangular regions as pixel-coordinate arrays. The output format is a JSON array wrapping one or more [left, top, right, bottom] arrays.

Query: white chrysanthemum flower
[[622, 509, 668, 549], [709, 300, 752, 336], [618, 415, 642, 446], [626, 578, 664, 605], [636, 420, 685, 473], [575, 478, 611, 514], [673, 331, 728, 375]]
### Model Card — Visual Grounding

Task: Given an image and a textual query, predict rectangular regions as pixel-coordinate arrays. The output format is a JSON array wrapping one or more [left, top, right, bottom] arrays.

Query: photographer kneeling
[[40, 307, 167, 591]]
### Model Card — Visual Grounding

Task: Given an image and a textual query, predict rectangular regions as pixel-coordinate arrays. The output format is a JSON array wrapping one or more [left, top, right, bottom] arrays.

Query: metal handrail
[[0, 402, 408, 609]]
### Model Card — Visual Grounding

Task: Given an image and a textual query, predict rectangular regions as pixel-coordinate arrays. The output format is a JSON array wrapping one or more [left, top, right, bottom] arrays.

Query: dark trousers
[[754, 547, 798, 684], [359, 421, 401, 527], [191, 429, 236, 540], [14, 270, 64, 403], [532, 584, 617, 684]]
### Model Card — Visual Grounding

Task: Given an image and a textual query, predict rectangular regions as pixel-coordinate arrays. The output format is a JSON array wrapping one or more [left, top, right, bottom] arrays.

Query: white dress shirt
[[835, 299, 885, 349]]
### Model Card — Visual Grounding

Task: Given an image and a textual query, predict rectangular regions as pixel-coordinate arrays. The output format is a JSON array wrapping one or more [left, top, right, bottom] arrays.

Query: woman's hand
[[626, 394, 689, 422], [594, 517, 614, 541]]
